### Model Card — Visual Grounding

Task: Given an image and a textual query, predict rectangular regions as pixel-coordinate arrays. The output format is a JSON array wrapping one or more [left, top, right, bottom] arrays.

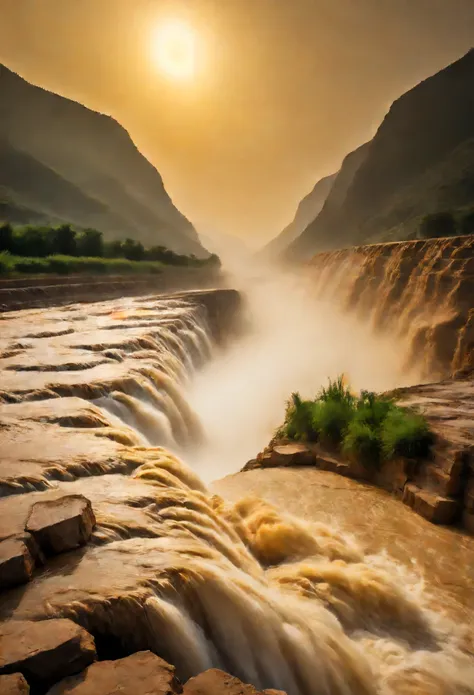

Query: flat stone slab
[[26, 495, 96, 554], [183, 669, 287, 695], [0, 619, 96, 689], [46, 651, 181, 695], [245, 443, 316, 471], [403, 483, 460, 524], [271, 444, 315, 466], [0, 534, 37, 591], [0, 673, 30, 694]]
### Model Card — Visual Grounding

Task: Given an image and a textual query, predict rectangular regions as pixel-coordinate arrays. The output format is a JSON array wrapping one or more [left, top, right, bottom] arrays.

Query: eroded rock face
[[183, 669, 286, 695], [306, 236, 474, 379], [0, 673, 30, 694], [26, 495, 96, 555], [46, 651, 181, 695], [402, 484, 460, 524], [0, 619, 96, 689]]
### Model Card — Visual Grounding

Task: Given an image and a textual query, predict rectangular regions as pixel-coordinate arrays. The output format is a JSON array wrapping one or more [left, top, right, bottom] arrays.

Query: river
[[0, 276, 473, 695]]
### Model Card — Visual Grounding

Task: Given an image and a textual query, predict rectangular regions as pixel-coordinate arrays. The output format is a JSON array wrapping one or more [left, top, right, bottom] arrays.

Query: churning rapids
[[0, 277, 474, 695]]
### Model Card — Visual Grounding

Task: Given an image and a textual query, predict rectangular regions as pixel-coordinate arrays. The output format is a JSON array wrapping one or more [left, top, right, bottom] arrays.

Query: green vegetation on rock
[[278, 376, 433, 468], [417, 208, 474, 239]]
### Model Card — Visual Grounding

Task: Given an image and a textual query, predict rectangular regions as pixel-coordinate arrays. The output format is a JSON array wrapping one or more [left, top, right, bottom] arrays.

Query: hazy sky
[[1, 1, 473, 246]]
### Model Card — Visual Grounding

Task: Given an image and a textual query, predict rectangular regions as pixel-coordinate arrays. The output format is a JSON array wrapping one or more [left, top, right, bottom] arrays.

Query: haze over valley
[[1, 4, 474, 695]]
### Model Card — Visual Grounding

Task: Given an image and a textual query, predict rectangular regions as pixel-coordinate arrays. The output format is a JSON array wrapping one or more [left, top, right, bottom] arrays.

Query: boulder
[[183, 669, 287, 694], [242, 458, 259, 471], [26, 495, 96, 554], [0, 673, 30, 694], [414, 491, 459, 524], [271, 444, 315, 467], [0, 619, 96, 690], [0, 534, 38, 591], [403, 484, 459, 524], [46, 651, 181, 695], [316, 452, 352, 477], [402, 483, 419, 508]]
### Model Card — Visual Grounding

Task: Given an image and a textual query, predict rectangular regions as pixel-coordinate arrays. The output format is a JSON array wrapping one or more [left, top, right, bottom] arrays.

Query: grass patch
[[381, 409, 433, 460], [278, 376, 433, 469], [0, 252, 165, 276]]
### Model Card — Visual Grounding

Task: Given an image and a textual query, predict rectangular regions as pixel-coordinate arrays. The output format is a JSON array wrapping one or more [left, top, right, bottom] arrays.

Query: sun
[[152, 20, 197, 81]]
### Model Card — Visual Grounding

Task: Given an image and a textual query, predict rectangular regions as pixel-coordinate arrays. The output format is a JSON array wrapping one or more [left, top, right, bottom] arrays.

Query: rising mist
[[186, 252, 418, 481]]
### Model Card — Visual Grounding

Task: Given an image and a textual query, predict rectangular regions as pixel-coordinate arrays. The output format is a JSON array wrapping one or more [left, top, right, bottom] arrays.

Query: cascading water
[[0, 282, 474, 695]]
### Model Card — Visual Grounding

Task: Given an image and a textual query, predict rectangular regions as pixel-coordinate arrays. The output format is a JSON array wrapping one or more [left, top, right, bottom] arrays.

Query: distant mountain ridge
[[0, 65, 208, 257], [281, 48, 474, 260], [261, 173, 336, 257]]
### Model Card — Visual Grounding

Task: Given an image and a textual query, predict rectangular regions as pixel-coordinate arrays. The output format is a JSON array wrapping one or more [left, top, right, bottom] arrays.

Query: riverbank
[[242, 376, 474, 531], [0, 266, 225, 312]]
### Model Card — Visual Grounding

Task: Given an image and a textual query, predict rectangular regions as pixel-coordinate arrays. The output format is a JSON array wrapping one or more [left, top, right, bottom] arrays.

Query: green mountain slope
[[261, 173, 336, 257], [0, 65, 208, 257], [287, 48, 474, 259]]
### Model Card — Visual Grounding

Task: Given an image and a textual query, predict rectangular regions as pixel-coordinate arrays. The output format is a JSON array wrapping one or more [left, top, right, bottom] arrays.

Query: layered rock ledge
[[307, 235, 474, 379], [0, 267, 224, 313]]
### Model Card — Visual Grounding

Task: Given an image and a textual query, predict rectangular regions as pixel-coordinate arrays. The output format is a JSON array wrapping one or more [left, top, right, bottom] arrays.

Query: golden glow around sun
[[152, 20, 197, 81]]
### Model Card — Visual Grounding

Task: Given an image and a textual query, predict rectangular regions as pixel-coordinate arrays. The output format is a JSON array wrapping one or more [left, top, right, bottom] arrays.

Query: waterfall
[[1, 286, 474, 695]]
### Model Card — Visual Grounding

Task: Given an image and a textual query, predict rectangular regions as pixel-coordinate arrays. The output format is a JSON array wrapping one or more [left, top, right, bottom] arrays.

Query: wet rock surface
[[0, 619, 96, 690], [0, 534, 37, 590], [0, 674, 30, 695], [183, 669, 285, 695], [46, 651, 181, 695], [26, 495, 96, 555]]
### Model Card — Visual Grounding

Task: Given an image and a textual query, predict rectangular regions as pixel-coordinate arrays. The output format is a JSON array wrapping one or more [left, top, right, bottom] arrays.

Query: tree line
[[418, 209, 474, 239], [0, 223, 220, 267]]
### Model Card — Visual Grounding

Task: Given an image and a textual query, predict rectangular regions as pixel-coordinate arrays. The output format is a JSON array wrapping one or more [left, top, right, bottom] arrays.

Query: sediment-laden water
[[1, 286, 473, 695]]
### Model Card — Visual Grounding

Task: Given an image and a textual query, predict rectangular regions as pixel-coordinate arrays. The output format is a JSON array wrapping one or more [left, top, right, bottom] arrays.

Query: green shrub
[[343, 420, 380, 466], [381, 409, 434, 460], [52, 225, 77, 256], [76, 228, 104, 257], [14, 226, 53, 257], [419, 212, 457, 239], [281, 392, 317, 441], [278, 375, 434, 468], [14, 257, 50, 273], [319, 375, 355, 406], [355, 391, 394, 428], [48, 257, 71, 274], [312, 398, 353, 446], [122, 238, 145, 261], [461, 210, 474, 236], [0, 251, 14, 274], [0, 223, 14, 253], [104, 239, 124, 258]]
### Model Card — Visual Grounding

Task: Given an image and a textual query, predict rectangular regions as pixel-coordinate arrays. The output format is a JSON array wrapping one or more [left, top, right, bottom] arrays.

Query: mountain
[[261, 173, 336, 257], [287, 48, 474, 260], [0, 64, 209, 257]]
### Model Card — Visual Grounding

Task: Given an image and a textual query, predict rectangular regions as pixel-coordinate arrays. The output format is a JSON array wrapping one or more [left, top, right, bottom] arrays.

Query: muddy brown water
[[0, 289, 473, 695]]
